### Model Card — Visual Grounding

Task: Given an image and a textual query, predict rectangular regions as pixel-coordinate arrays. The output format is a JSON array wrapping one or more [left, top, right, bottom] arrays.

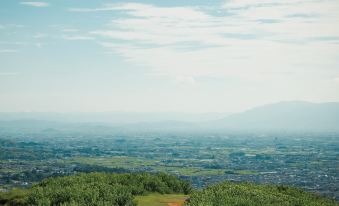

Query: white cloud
[[175, 76, 197, 86], [62, 35, 93, 40], [113, 3, 209, 20], [68, 7, 112, 12], [0, 42, 26, 45], [35, 43, 43, 48], [88, 2, 339, 81], [0, 24, 26, 29], [0, 49, 18, 53], [33, 33, 47, 38], [70, 2, 209, 19], [20, 2, 50, 7]]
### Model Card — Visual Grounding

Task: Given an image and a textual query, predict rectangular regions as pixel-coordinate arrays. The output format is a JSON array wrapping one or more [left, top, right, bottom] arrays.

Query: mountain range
[[212, 101, 339, 132], [0, 101, 338, 132]]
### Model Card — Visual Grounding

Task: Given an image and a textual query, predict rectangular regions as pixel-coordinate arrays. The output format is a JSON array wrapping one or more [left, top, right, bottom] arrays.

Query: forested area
[[0, 172, 191, 206]]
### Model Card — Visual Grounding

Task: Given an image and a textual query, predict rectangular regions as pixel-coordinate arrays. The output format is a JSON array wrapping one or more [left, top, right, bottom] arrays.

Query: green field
[[67, 156, 256, 176], [135, 193, 188, 206]]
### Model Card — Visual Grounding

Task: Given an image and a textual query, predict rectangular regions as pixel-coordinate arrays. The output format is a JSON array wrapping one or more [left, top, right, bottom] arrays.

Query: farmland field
[[0, 130, 338, 201]]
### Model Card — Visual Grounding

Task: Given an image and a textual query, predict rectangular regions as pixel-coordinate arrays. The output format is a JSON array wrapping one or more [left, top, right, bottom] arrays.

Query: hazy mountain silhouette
[[214, 101, 339, 132], [0, 101, 338, 132]]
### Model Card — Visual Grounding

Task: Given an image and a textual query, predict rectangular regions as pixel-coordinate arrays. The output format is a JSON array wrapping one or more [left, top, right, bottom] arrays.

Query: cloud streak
[[20, 1, 50, 7], [62, 35, 93, 41], [85, 1, 339, 81], [0, 49, 18, 53], [0, 72, 20, 76]]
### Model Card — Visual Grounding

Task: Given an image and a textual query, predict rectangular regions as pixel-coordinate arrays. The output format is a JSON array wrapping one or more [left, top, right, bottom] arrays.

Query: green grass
[[135, 193, 188, 206]]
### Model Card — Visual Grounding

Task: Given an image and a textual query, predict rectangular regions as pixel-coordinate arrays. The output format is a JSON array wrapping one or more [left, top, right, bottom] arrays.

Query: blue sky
[[0, 0, 339, 112]]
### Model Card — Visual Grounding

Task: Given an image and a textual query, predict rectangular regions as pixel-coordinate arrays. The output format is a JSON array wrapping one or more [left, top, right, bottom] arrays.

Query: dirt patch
[[167, 199, 186, 206], [168, 203, 182, 206]]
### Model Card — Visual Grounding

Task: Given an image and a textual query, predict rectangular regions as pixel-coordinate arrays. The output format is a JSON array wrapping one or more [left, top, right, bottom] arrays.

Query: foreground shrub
[[186, 181, 338, 206], [0, 172, 191, 206]]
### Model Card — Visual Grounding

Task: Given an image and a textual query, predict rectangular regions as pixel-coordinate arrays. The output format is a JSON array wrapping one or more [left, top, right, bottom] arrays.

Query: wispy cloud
[[0, 49, 18, 53], [0, 24, 26, 29], [33, 33, 48, 38], [175, 76, 197, 86], [20, 1, 50, 7], [35, 42, 44, 48], [0, 72, 20, 76], [62, 28, 78, 33], [62, 35, 93, 40], [68, 7, 114, 12], [85, 1, 339, 80], [0, 42, 26, 45]]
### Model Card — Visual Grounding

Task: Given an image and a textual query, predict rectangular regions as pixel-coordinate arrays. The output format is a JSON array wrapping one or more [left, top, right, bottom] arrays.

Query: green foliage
[[186, 181, 338, 206], [0, 172, 191, 206], [0, 188, 29, 206], [1, 173, 337, 206]]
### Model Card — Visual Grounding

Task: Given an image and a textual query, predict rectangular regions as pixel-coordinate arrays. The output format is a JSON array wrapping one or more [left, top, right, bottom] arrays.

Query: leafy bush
[[0, 189, 29, 206], [186, 181, 338, 206], [2, 173, 337, 206], [0, 172, 191, 206]]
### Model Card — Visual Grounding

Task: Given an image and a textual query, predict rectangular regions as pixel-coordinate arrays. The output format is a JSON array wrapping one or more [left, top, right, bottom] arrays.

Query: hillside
[[187, 181, 338, 206], [0, 172, 337, 206], [0, 173, 191, 206]]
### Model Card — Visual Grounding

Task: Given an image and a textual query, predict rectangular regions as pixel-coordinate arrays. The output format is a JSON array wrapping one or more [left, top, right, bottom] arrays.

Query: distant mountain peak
[[216, 101, 339, 132]]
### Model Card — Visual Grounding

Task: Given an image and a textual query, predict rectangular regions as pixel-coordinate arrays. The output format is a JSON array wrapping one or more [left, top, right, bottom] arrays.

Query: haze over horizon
[[1, 0, 339, 113], [1, 2, 339, 204]]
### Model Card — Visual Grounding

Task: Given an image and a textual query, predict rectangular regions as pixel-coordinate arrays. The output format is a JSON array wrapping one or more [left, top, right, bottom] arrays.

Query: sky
[[0, 0, 339, 113]]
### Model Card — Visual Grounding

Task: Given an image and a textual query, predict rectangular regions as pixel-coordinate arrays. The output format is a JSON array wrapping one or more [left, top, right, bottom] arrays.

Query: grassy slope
[[135, 194, 188, 206]]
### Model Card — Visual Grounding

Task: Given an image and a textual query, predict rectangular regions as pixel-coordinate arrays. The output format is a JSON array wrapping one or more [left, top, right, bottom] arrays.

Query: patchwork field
[[1, 134, 338, 200]]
